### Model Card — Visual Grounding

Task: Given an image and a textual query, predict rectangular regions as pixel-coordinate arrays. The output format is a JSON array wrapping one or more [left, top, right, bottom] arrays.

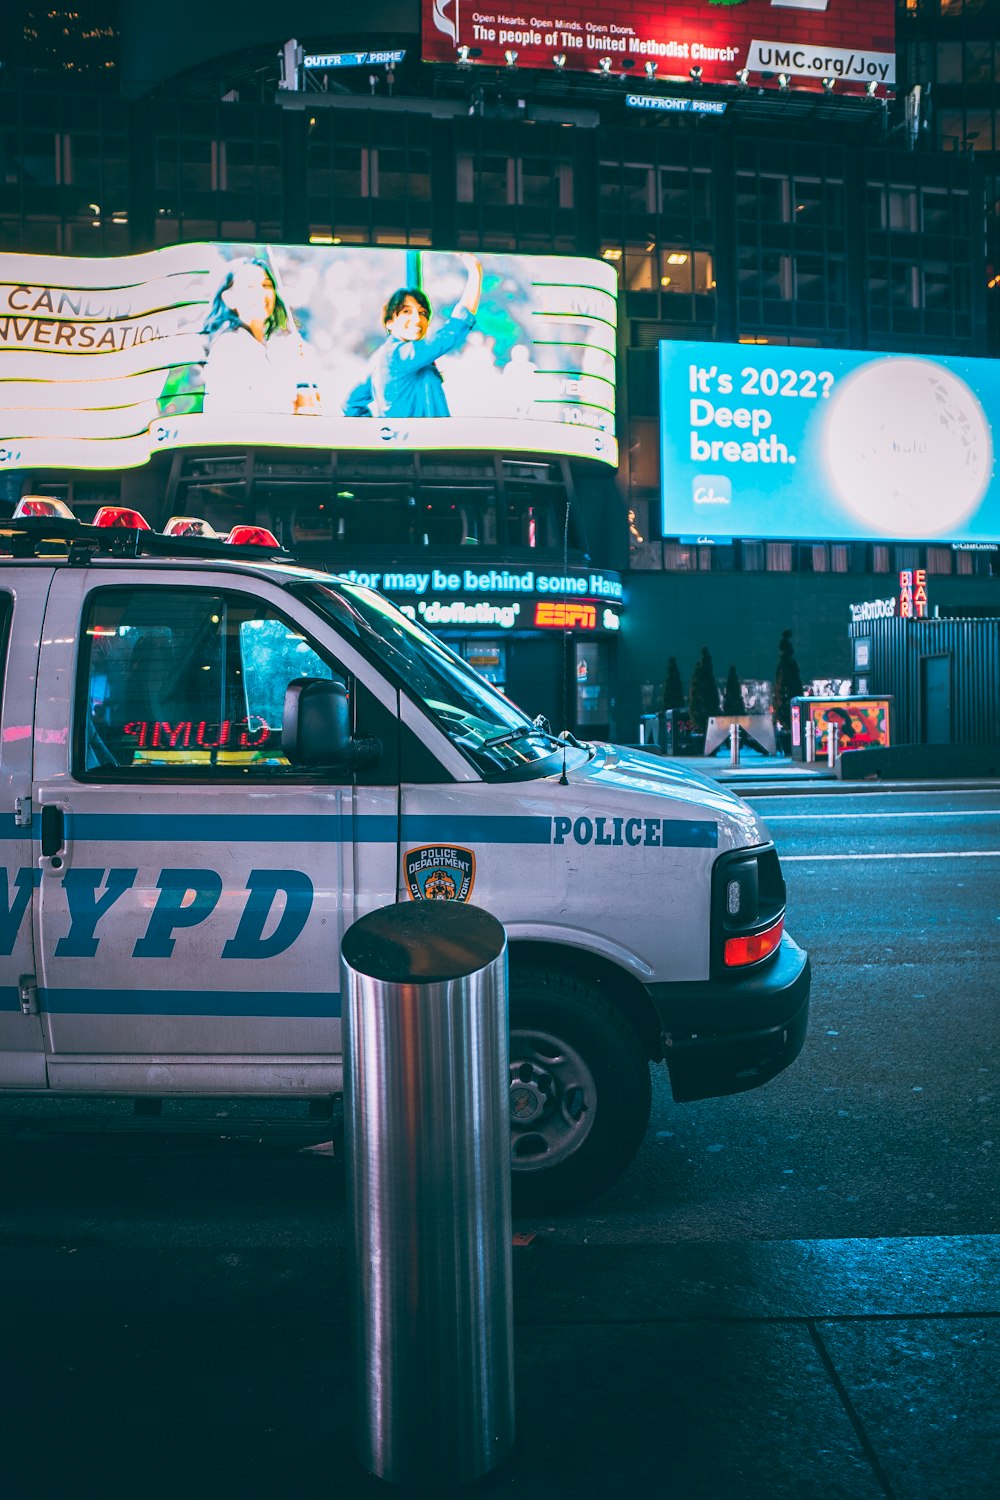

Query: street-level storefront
[[337, 562, 624, 740]]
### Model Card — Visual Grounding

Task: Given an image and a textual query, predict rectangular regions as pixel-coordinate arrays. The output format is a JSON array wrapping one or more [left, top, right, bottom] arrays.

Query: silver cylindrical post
[[341, 901, 514, 1489], [804, 720, 816, 763], [729, 721, 741, 767], [828, 720, 840, 767]]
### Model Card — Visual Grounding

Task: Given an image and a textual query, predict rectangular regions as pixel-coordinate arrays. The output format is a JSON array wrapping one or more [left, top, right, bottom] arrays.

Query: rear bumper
[[645, 935, 810, 1104]]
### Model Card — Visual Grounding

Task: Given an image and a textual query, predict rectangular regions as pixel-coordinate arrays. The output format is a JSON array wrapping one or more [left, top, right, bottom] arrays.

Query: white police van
[[0, 503, 809, 1208]]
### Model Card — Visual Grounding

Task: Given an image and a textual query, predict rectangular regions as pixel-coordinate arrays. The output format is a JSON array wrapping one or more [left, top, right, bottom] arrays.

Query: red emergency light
[[226, 525, 280, 547], [93, 506, 151, 530], [163, 516, 219, 538], [13, 496, 76, 520]]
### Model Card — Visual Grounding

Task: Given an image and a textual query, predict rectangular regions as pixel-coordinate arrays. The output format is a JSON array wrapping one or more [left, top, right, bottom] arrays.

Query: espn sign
[[535, 601, 598, 629]]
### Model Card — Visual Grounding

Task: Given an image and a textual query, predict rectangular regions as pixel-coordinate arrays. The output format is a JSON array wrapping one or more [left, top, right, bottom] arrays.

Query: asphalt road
[[2, 782, 998, 1252]]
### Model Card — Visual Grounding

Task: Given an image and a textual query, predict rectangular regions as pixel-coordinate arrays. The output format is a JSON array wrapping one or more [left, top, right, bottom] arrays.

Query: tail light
[[14, 496, 75, 519], [93, 506, 150, 530], [712, 845, 786, 973], [226, 525, 280, 547], [724, 915, 784, 968]]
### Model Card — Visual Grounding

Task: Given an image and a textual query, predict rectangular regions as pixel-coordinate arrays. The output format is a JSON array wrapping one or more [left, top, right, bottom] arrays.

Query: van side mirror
[[283, 677, 381, 769]]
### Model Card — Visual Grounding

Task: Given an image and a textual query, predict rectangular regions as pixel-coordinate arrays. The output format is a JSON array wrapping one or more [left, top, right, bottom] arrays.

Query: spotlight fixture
[[552, 52, 566, 69], [689, 66, 703, 83], [822, 76, 835, 94], [777, 72, 790, 91], [504, 49, 518, 68], [644, 60, 658, 80], [458, 45, 471, 64], [866, 79, 879, 97], [621, 57, 635, 70], [598, 56, 613, 76], [736, 68, 749, 87]]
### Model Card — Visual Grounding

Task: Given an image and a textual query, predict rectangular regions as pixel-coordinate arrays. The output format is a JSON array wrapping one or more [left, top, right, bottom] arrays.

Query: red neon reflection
[[122, 718, 271, 750]]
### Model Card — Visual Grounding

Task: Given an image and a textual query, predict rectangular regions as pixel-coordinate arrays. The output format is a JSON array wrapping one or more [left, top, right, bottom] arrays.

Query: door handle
[[41, 805, 64, 859]]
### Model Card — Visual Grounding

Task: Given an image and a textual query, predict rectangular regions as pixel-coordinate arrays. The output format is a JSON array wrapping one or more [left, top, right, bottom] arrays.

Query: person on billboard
[[201, 255, 321, 416], [343, 252, 482, 419]]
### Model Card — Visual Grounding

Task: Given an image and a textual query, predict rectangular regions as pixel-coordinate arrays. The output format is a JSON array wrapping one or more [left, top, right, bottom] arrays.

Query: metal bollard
[[341, 901, 515, 1490], [804, 720, 816, 763], [729, 721, 741, 767], [828, 720, 840, 767]]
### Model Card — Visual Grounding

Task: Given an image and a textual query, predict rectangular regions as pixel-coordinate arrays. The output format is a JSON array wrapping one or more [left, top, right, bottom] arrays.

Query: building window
[[663, 543, 697, 571], [767, 543, 793, 571], [926, 547, 953, 574]]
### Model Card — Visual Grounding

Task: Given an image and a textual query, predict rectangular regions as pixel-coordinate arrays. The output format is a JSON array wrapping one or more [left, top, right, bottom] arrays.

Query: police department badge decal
[[404, 845, 476, 902]]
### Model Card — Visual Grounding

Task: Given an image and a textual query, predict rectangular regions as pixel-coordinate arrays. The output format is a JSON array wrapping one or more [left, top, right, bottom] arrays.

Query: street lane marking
[[782, 851, 1000, 861], [766, 811, 1000, 820]]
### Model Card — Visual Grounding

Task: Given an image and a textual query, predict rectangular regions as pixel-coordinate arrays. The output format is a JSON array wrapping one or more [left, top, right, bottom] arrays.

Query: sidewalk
[[4, 1231, 997, 1497]]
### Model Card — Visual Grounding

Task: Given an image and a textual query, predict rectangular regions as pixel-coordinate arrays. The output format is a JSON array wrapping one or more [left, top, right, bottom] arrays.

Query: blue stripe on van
[[0, 986, 22, 1012], [40, 988, 341, 1018], [58, 813, 558, 845]]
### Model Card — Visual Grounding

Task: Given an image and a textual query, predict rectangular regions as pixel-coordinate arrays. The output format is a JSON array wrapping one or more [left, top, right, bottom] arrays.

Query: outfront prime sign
[[422, 1, 895, 93], [660, 341, 1000, 544], [0, 243, 617, 471]]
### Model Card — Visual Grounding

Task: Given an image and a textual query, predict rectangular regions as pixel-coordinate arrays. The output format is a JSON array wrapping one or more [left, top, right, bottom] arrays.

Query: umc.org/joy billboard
[[659, 340, 1000, 544], [423, 1, 895, 94], [0, 243, 618, 472]]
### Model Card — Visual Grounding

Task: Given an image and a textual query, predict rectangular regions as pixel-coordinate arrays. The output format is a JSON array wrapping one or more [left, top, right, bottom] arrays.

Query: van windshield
[[298, 580, 570, 776]]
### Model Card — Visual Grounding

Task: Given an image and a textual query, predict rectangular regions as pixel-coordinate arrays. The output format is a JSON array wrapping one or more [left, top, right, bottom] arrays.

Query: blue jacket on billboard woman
[[343, 254, 483, 420]]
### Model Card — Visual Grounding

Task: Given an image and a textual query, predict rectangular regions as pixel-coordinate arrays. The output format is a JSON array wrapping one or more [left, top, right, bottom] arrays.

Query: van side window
[[77, 588, 345, 777]]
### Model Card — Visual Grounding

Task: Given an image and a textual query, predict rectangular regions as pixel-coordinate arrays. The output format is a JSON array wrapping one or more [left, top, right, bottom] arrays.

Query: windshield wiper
[[482, 725, 560, 750]]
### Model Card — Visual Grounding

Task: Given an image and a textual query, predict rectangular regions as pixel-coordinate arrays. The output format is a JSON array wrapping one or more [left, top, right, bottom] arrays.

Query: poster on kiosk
[[0, 242, 618, 472]]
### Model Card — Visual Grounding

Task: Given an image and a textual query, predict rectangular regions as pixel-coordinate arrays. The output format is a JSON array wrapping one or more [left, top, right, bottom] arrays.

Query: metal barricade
[[729, 722, 741, 767], [828, 720, 840, 767], [804, 720, 817, 763], [341, 900, 515, 1489]]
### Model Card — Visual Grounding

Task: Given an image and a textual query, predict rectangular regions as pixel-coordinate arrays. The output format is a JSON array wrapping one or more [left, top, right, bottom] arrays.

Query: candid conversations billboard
[[0, 243, 617, 471], [423, 1, 895, 94], [660, 340, 1000, 544]]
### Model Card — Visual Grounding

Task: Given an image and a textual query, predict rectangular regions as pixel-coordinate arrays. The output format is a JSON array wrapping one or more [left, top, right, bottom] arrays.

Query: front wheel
[[508, 968, 652, 1213]]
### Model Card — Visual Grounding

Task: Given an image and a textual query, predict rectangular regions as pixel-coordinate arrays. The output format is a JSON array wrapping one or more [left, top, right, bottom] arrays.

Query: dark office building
[[1, 3, 998, 737]]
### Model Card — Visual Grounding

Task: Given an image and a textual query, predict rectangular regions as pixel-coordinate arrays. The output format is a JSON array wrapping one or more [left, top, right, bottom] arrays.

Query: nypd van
[[0, 505, 809, 1209]]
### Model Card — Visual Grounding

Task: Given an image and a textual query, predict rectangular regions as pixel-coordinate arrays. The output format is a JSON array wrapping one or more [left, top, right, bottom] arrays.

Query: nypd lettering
[[552, 815, 717, 849], [405, 845, 476, 902], [0, 866, 313, 959]]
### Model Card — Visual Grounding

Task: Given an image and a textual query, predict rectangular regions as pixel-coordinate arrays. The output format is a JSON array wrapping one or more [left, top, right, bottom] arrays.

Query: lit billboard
[[422, 1, 895, 94], [0, 243, 617, 472], [660, 341, 1000, 544]]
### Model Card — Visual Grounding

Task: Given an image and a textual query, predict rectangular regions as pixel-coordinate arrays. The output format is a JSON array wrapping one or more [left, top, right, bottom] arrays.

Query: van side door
[[32, 566, 398, 1096]]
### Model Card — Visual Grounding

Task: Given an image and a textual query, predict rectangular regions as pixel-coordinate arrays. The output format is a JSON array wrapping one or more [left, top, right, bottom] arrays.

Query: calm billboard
[[660, 340, 1000, 544]]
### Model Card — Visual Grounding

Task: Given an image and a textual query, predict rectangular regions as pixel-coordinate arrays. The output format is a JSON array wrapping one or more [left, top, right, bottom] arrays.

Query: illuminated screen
[[0, 244, 618, 471], [796, 698, 891, 753], [422, 1, 895, 94], [660, 341, 1000, 543]]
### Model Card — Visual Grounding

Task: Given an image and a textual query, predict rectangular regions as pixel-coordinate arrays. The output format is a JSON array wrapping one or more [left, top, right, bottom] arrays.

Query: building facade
[[1, 4, 998, 738]]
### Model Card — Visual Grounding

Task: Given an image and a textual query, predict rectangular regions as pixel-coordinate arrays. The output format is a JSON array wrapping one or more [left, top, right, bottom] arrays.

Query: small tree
[[661, 656, 686, 714], [773, 629, 804, 736], [722, 664, 744, 716], [689, 645, 721, 732]]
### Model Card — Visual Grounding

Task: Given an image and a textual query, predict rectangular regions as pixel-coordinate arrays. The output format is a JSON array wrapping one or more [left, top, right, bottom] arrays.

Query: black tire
[[508, 967, 652, 1213]]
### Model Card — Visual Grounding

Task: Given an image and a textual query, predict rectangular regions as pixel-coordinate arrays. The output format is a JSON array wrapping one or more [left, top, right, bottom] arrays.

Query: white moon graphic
[[823, 358, 992, 536]]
